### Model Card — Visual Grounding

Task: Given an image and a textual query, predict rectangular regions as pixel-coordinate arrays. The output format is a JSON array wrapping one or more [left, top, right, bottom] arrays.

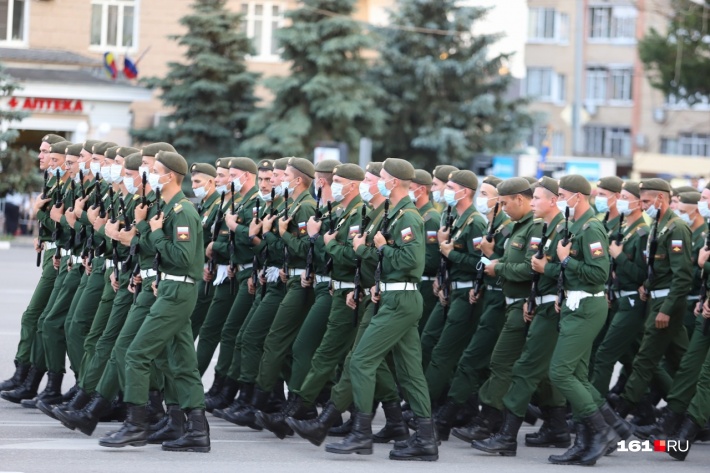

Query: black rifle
[[206, 191, 226, 296], [65, 180, 77, 271], [438, 206, 455, 318], [556, 207, 571, 309], [282, 188, 290, 278], [607, 213, 625, 302], [374, 199, 391, 315], [127, 173, 148, 295], [314, 187, 322, 221], [701, 224, 710, 336], [75, 170, 87, 250], [36, 170, 50, 267], [107, 187, 120, 281], [352, 206, 371, 326], [250, 198, 261, 299], [119, 196, 132, 270], [153, 188, 163, 288], [52, 170, 63, 268], [474, 202, 499, 299], [525, 223, 549, 336], [229, 183, 238, 295], [640, 207, 662, 317], [130, 261, 141, 304], [270, 188, 277, 216]]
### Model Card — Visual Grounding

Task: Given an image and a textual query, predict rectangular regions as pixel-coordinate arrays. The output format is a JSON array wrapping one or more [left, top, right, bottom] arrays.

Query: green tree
[[639, 0, 710, 104], [131, 0, 259, 164], [0, 63, 35, 195], [370, 0, 533, 170], [239, 0, 387, 160]]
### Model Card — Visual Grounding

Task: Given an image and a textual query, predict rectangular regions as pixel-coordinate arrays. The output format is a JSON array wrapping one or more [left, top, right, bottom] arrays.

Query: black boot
[[667, 416, 701, 461], [162, 408, 210, 452], [525, 406, 571, 448], [223, 386, 269, 430], [325, 411, 373, 455], [451, 404, 503, 443], [46, 388, 91, 421], [389, 417, 439, 461], [100, 393, 127, 422], [549, 422, 589, 465], [453, 394, 479, 427], [257, 394, 317, 439], [30, 371, 64, 411], [99, 404, 149, 448], [147, 405, 185, 444], [205, 377, 238, 413], [0, 361, 31, 391], [471, 410, 523, 456], [287, 401, 342, 446], [214, 382, 252, 419], [524, 403, 542, 426], [328, 407, 354, 437], [578, 409, 619, 466], [600, 402, 632, 440], [630, 393, 658, 426], [635, 408, 684, 440], [61, 384, 79, 403], [433, 399, 460, 441], [56, 393, 111, 435], [373, 401, 409, 443], [695, 420, 710, 442], [607, 392, 633, 418], [146, 390, 165, 426], [204, 373, 225, 398], [1, 367, 45, 404]]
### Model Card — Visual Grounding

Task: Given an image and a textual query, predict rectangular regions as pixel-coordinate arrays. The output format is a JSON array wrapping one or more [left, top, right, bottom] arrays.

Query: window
[[679, 134, 710, 157], [609, 68, 633, 101], [588, 6, 636, 41], [586, 67, 607, 103], [90, 0, 137, 50], [241, 2, 284, 60], [660, 138, 678, 155], [585, 66, 633, 104], [583, 126, 631, 157], [528, 7, 569, 43], [525, 67, 566, 103], [0, 0, 26, 44]]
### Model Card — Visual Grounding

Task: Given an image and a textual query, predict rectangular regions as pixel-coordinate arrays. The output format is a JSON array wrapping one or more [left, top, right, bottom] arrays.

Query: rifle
[[701, 224, 710, 336], [228, 183, 237, 295], [607, 213, 625, 302], [130, 262, 141, 304], [474, 202, 500, 299], [119, 196, 132, 270], [556, 207, 571, 309], [127, 173, 147, 294], [314, 187, 322, 221], [251, 199, 261, 298], [270, 188, 277, 216], [36, 170, 50, 267], [153, 188, 163, 288], [438, 206, 455, 318], [643, 208, 661, 302], [352, 206, 371, 326], [206, 191, 226, 296], [374, 199, 391, 315], [52, 170, 63, 268], [282, 188, 290, 278], [525, 223, 549, 336], [75, 170, 87, 250], [107, 187, 120, 281]]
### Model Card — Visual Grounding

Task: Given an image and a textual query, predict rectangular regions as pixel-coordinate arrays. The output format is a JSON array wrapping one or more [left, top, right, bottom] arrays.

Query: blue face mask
[[595, 196, 609, 214], [443, 188, 459, 207], [215, 185, 228, 195], [377, 179, 392, 198]]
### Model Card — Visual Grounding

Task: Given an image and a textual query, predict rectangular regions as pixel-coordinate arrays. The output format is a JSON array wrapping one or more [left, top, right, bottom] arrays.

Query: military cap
[[433, 165, 459, 182], [314, 159, 341, 174], [215, 157, 232, 169], [535, 176, 559, 195], [449, 170, 478, 191], [333, 163, 365, 181], [117, 146, 140, 158], [141, 142, 176, 157], [124, 152, 143, 171], [42, 134, 65, 144], [673, 185, 697, 196], [49, 140, 72, 154], [622, 180, 641, 198], [230, 157, 258, 175], [156, 151, 188, 176], [522, 176, 538, 185], [105, 146, 120, 160], [559, 174, 592, 195], [190, 163, 217, 178], [65, 143, 84, 157], [413, 169, 433, 187], [82, 140, 100, 153], [383, 158, 415, 181], [639, 178, 671, 193], [596, 176, 623, 193], [498, 177, 531, 196], [679, 191, 701, 205], [258, 159, 274, 172], [288, 157, 315, 179], [365, 162, 382, 177], [92, 141, 118, 156], [275, 157, 290, 171], [705, 181, 710, 191], [482, 175, 503, 189]]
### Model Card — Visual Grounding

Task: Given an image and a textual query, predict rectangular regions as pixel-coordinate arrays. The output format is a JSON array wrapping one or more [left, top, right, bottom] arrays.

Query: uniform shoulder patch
[[472, 236, 483, 250], [133, 194, 140, 200], [426, 230, 437, 244], [174, 203, 183, 214], [671, 239, 683, 253], [500, 226, 511, 238], [582, 222, 591, 231], [401, 226, 415, 242], [637, 226, 648, 237], [589, 241, 604, 258], [298, 221, 307, 235], [349, 225, 360, 239], [667, 222, 677, 232], [177, 226, 191, 241], [529, 236, 542, 250]]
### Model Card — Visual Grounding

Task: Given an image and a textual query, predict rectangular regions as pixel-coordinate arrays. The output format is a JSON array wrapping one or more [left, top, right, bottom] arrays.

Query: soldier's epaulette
[[422, 208, 436, 222], [500, 226, 511, 237], [556, 223, 565, 233], [582, 222, 591, 231], [636, 226, 648, 237], [132, 194, 140, 201], [667, 222, 676, 232], [335, 207, 344, 218]]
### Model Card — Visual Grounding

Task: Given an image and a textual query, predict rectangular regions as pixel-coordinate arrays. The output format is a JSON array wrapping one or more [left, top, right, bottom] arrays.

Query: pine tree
[[131, 0, 259, 164], [370, 0, 533, 170], [239, 0, 387, 160]]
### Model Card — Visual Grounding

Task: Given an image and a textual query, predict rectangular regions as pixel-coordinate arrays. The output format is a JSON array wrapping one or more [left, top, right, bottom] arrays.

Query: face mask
[[443, 188, 459, 207], [377, 179, 392, 198], [673, 209, 682, 217], [595, 196, 609, 214], [55, 166, 66, 178], [78, 162, 87, 173], [281, 180, 292, 192], [332, 182, 352, 202], [46, 166, 54, 175], [90, 162, 101, 177], [73, 173, 81, 184], [698, 201, 710, 218], [138, 166, 150, 181], [232, 174, 244, 193], [617, 199, 635, 216], [432, 190, 444, 204], [101, 165, 113, 183], [273, 183, 285, 197], [556, 196, 576, 218], [475, 196, 492, 215], [193, 185, 207, 199], [408, 190, 416, 201], [110, 164, 123, 184], [259, 191, 273, 202], [148, 173, 163, 191], [680, 212, 693, 226], [645, 204, 659, 219], [125, 177, 138, 194], [359, 181, 374, 203], [215, 184, 228, 195]]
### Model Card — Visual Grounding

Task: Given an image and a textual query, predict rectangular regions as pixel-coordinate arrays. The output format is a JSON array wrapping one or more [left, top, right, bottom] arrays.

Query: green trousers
[[590, 295, 646, 396], [190, 273, 214, 340], [330, 301, 400, 413], [687, 329, 710, 426], [503, 302, 565, 417], [667, 315, 710, 413], [588, 299, 618, 382], [621, 296, 689, 405], [478, 300, 527, 410], [549, 296, 607, 418], [15, 250, 57, 364], [350, 290, 430, 417], [31, 256, 71, 372], [684, 299, 699, 341], [42, 264, 83, 373], [418, 280, 437, 335], [293, 287, 357, 404], [256, 276, 315, 392], [420, 299, 447, 371], [235, 280, 286, 384], [213, 270, 252, 377], [63, 270, 89, 374], [447, 288, 506, 403], [196, 279, 237, 375], [288, 281, 333, 394], [124, 280, 203, 409]]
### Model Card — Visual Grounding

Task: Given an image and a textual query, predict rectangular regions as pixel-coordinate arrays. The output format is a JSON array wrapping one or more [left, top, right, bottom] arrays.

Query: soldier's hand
[[638, 285, 648, 302], [557, 240, 571, 262], [480, 237, 495, 257], [554, 301, 561, 314], [149, 212, 163, 231], [437, 226, 450, 244], [695, 301, 702, 317], [203, 267, 213, 282], [483, 259, 498, 277], [105, 220, 120, 240], [439, 240, 453, 257], [34, 196, 51, 214], [93, 214, 108, 231], [655, 311, 670, 329], [300, 271, 313, 288], [205, 242, 214, 259], [346, 291, 357, 310], [279, 269, 288, 283], [703, 300, 710, 319], [134, 203, 149, 223], [247, 277, 256, 295], [133, 274, 143, 287], [227, 265, 235, 279], [53, 257, 60, 270], [225, 213, 238, 232], [110, 271, 119, 292], [65, 208, 78, 227], [128, 282, 135, 294], [307, 216, 322, 237], [74, 195, 89, 214], [373, 231, 387, 249], [323, 231, 337, 245], [259, 271, 267, 286], [34, 238, 42, 253], [370, 285, 381, 305], [609, 241, 623, 259], [249, 218, 263, 237], [432, 280, 440, 296], [523, 303, 535, 322], [152, 280, 158, 297], [50, 203, 64, 222], [261, 214, 277, 233], [118, 226, 137, 246], [698, 247, 710, 268], [469, 288, 480, 305], [87, 205, 100, 225], [531, 255, 547, 274], [353, 232, 367, 251], [438, 290, 448, 306]]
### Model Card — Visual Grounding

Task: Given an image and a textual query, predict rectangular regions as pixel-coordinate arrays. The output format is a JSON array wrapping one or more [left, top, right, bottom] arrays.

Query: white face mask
[[408, 190, 416, 201], [557, 195, 576, 218], [101, 165, 112, 183], [148, 173, 163, 191], [259, 190, 273, 202], [699, 201, 710, 218], [616, 199, 636, 216], [359, 181, 375, 203], [110, 164, 123, 184], [138, 167, 150, 181], [78, 162, 87, 173], [475, 196, 493, 215], [680, 212, 694, 226], [193, 185, 207, 199], [73, 173, 81, 184], [90, 162, 101, 177], [432, 190, 445, 204], [125, 176, 139, 194], [273, 183, 285, 197], [215, 184, 228, 195], [443, 188, 459, 207], [331, 182, 349, 202], [232, 174, 244, 193]]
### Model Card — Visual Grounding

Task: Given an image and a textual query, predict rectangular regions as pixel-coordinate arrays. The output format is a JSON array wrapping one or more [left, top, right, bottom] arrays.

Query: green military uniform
[[684, 220, 708, 338], [190, 189, 221, 338], [416, 191, 441, 333]]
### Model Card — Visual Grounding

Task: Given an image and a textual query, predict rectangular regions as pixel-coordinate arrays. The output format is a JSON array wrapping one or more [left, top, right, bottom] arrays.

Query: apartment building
[[524, 0, 710, 175], [0, 0, 395, 146]]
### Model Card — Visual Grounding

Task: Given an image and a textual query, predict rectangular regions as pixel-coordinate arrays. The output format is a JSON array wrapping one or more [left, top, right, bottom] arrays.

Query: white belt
[[332, 280, 356, 290], [650, 288, 670, 299], [421, 276, 436, 281], [687, 295, 700, 302], [613, 290, 638, 299], [61, 248, 72, 257], [315, 275, 331, 284], [70, 255, 83, 266], [161, 273, 196, 284], [288, 268, 305, 277], [486, 285, 503, 292], [505, 297, 526, 305], [45, 242, 57, 250], [238, 263, 253, 272], [450, 281, 474, 290], [380, 282, 418, 292], [565, 291, 604, 311], [535, 294, 557, 305], [105, 260, 122, 271], [140, 269, 157, 278]]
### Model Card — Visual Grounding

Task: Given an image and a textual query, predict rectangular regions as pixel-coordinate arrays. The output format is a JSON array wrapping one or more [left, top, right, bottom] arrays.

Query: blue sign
[[565, 161, 601, 181], [492, 156, 516, 179]]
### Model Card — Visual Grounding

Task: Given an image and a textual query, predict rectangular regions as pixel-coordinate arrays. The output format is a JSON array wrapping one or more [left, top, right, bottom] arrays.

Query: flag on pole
[[123, 56, 138, 79], [103, 52, 117, 79]]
